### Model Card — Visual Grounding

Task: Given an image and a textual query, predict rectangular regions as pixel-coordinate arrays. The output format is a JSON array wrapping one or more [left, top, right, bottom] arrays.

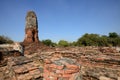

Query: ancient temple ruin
[[24, 11, 39, 43]]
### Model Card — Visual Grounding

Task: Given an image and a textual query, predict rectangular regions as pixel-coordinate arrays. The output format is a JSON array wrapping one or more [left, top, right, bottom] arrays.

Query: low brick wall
[[44, 57, 81, 80]]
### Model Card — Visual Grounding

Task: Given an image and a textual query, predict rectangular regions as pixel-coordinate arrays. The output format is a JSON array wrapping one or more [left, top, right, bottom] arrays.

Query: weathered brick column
[[24, 11, 39, 43], [44, 57, 81, 80]]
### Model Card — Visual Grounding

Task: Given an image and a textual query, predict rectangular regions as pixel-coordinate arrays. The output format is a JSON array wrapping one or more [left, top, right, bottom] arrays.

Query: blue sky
[[0, 0, 120, 42]]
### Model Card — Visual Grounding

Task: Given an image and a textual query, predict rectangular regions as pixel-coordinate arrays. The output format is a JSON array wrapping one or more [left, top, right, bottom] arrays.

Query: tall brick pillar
[[24, 11, 39, 43]]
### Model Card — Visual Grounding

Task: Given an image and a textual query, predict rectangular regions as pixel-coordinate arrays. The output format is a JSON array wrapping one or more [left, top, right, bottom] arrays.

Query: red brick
[[44, 59, 52, 64], [49, 72, 56, 77], [29, 69, 41, 75], [44, 64, 49, 69], [49, 64, 57, 68], [66, 64, 79, 70], [49, 64, 64, 70], [62, 73, 71, 78], [49, 76, 58, 80], [44, 68, 49, 72], [43, 69, 50, 79], [56, 73, 62, 77], [44, 69, 50, 75], [28, 66, 38, 71], [64, 69, 79, 74], [43, 73, 49, 79], [56, 65, 64, 70], [56, 70, 64, 74]]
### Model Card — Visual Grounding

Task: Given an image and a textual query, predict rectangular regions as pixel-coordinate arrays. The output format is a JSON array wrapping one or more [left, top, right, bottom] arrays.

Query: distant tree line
[[0, 35, 14, 44], [42, 32, 120, 47], [0, 32, 120, 47]]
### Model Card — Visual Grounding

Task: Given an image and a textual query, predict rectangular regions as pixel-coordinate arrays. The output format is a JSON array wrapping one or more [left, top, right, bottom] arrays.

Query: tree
[[77, 33, 99, 46], [109, 32, 119, 38], [108, 32, 120, 46], [58, 40, 69, 47], [42, 39, 52, 46], [70, 41, 77, 46], [114, 37, 120, 46], [0, 35, 13, 44], [41, 39, 56, 47], [98, 35, 109, 46]]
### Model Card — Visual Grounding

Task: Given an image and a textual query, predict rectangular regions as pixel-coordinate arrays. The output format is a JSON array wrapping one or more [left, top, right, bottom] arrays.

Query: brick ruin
[[22, 11, 45, 54], [23, 11, 39, 43], [0, 49, 120, 80], [0, 11, 120, 80], [0, 42, 23, 63], [44, 57, 80, 80]]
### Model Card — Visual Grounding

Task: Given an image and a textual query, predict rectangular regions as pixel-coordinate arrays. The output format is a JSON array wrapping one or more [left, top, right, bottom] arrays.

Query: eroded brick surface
[[0, 47, 120, 80], [44, 57, 80, 80], [0, 56, 43, 80]]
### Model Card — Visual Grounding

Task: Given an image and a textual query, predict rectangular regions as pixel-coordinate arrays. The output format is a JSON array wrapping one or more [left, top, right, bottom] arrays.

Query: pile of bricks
[[6, 56, 43, 80], [44, 57, 81, 80]]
